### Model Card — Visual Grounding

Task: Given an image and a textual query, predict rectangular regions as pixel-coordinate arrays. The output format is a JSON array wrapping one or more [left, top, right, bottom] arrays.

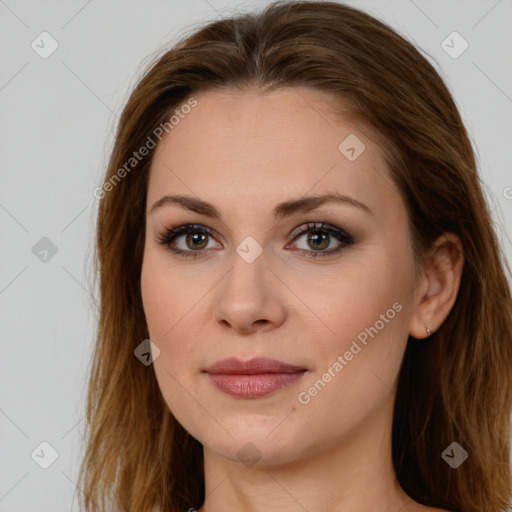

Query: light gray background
[[1, 1, 511, 511]]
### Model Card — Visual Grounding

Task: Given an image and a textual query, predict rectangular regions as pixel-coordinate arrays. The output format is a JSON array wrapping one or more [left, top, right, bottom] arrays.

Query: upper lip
[[204, 357, 306, 375]]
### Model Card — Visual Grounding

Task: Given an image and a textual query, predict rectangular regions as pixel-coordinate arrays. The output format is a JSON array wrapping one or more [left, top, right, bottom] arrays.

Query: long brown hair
[[78, 1, 512, 511]]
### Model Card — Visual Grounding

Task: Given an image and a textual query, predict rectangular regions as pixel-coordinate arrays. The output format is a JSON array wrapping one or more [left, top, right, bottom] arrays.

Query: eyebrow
[[149, 192, 373, 219]]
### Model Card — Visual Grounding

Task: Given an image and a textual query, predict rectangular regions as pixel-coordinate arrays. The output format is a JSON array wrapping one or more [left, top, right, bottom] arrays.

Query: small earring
[[425, 326, 432, 337]]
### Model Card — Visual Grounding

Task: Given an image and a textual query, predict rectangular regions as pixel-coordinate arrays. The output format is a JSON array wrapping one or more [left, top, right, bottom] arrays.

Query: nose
[[212, 251, 287, 335]]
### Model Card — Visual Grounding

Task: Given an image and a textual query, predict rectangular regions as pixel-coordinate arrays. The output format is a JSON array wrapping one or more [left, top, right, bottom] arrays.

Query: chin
[[197, 416, 308, 467]]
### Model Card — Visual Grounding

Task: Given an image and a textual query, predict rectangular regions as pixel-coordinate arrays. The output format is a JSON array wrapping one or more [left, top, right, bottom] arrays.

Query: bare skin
[[140, 86, 463, 512]]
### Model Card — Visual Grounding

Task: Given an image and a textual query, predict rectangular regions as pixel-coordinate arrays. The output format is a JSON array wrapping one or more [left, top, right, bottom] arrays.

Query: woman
[[79, 1, 512, 511]]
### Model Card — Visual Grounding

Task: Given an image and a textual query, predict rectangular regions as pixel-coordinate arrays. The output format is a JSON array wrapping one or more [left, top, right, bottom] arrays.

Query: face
[[141, 87, 420, 466]]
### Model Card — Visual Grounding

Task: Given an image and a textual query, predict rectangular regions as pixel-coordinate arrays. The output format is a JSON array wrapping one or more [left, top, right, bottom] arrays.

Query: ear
[[408, 232, 465, 339]]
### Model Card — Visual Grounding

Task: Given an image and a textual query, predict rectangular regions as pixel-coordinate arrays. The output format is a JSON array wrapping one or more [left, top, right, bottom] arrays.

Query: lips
[[204, 357, 307, 398], [204, 357, 306, 375]]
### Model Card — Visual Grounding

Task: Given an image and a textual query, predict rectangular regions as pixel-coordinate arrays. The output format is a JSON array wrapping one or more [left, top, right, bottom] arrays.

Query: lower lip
[[206, 371, 306, 398]]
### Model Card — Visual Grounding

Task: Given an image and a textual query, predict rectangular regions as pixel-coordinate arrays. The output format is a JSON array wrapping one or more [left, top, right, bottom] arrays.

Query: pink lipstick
[[204, 357, 307, 398]]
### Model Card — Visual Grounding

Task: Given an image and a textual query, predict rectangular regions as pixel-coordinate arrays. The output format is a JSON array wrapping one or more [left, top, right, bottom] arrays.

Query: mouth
[[203, 357, 308, 398]]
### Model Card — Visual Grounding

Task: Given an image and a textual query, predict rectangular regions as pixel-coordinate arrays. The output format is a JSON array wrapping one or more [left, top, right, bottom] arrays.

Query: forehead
[[147, 87, 400, 222]]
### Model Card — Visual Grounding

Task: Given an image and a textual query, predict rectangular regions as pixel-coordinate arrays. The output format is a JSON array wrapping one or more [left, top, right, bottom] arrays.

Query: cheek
[[140, 250, 195, 341], [300, 254, 411, 406], [318, 258, 408, 343], [141, 259, 198, 424], [295, 286, 407, 440], [140, 252, 205, 382], [140, 260, 167, 340]]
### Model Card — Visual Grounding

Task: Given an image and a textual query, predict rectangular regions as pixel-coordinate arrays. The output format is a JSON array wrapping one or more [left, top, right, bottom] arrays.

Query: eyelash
[[156, 222, 355, 260]]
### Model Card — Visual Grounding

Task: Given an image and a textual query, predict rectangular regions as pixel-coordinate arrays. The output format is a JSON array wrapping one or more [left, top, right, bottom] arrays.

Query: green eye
[[157, 222, 355, 260]]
